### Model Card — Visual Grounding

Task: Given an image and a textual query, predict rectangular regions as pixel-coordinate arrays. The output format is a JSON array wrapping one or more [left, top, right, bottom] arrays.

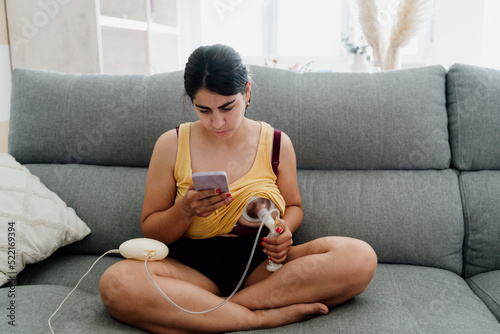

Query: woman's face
[[192, 82, 251, 138]]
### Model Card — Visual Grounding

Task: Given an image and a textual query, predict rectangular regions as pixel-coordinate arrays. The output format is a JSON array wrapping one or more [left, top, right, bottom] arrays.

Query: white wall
[[428, 0, 487, 68], [1, 0, 10, 123], [0, 0, 11, 153], [6, 0, 101, 73], [481, 0, 500, 69]]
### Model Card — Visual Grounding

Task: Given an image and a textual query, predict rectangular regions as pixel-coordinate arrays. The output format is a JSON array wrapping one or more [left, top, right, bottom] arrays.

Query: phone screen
[[192, 171, 230, 193]]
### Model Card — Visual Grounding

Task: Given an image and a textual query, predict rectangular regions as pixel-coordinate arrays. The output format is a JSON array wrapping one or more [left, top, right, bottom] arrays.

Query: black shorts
[[168, 232, 267, 296]]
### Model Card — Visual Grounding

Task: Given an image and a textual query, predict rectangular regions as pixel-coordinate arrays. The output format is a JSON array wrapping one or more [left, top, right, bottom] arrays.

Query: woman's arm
[[262, 131, 302, 262], [140, 129, 231, 245], [140, 130, 190, 244], [276, 132, 303, 233]]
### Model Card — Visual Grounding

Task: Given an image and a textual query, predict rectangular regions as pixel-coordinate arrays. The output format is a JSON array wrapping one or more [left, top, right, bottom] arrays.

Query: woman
[[99, 44, 377, 333]]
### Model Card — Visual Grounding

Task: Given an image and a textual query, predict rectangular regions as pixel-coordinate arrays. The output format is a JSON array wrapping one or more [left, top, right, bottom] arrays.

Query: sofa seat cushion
[[1, 284, 147, 333], [467, 270, 500, 322], [238, 265, 500, 334], [312, 264, 500, 334], [3, 265, 499, 334]]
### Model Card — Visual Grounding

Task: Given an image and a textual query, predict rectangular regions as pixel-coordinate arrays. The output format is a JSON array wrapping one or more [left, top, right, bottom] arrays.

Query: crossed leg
[[99, 236, 376, 333], [234, 236, 377, 310]]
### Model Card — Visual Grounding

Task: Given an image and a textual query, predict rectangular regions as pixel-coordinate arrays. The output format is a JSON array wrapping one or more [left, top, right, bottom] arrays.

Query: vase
[[350, 54, 370, 72]]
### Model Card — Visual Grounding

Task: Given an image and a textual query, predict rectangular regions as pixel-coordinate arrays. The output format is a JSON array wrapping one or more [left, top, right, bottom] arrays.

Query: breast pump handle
[[261, 209, 283, 272], [243, 196, 283, 272]]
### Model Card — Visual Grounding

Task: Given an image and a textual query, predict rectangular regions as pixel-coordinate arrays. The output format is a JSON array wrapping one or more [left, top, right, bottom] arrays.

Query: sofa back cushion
[[447, 64, 500, 170], [10, 66, 451, 171], [23, 164, 466, 273], [460, 171, 500, 277], [447, 64, 500, 277], [249, 65, 450, 170], [9, 68, 194, 167], [294, 169, 464, 275], [23, 164, 146, 255], [8, 67, 459, 266]]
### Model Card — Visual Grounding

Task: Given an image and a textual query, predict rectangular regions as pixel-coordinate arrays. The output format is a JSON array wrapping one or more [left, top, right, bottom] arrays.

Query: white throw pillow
[[0, 154, 91, 286]]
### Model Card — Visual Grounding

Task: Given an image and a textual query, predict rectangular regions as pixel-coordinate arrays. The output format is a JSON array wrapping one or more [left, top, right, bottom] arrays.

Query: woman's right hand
[[180, 183, 233, 218]]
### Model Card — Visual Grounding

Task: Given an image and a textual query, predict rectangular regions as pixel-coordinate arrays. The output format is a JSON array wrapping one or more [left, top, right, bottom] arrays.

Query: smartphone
[[192, 171, 230, 193]]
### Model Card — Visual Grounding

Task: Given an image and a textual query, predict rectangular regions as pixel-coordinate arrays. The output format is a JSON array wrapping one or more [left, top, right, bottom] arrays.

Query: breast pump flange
[[242, 196, 283, 272]]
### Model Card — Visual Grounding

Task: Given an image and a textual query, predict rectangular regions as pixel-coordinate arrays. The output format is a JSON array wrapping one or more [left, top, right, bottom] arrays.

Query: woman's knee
[[343, 238, 377, 294], [99, 260, 145, 320], [317, 237, 377, 292]]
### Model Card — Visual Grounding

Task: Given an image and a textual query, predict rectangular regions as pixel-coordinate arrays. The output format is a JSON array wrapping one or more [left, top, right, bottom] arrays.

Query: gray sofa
[[1, 63, 500, 333]]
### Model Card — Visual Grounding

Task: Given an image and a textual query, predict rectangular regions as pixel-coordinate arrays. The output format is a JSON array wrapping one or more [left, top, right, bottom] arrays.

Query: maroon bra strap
[[175, 126, 179, 136], [272, 128, 281, 177]]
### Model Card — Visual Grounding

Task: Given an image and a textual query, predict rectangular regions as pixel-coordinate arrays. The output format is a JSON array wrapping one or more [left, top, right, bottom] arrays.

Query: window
[[117, 0, 500, 73], [200, 0, 262, 57], [276, 0, 342, 58], [191, 0, 348, 71]]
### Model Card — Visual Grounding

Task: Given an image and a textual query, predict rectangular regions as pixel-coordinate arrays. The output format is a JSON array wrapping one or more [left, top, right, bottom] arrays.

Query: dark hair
[[184, 44, 250, 102]]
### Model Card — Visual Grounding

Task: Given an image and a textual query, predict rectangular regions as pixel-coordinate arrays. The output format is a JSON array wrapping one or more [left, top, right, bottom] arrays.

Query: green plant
[[341, 34, 370, 61]]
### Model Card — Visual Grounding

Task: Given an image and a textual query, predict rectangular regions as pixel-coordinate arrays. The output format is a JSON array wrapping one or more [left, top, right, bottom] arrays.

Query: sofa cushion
[[4, 265, 500, 334], [249, 65, 450, 170], [294, 169, 464, 274], [0, 154, 91, 287], [24, 164, 146, 255], [460, 171, 500, 277], [10, 66, 451, 171], [315, 264, 500, 334], [16, 254, 122, 294], [345, 265, 500, 334], [0, 285, 146, 333], [467, 270, 500, 322], [9, 68, 194, 167], [447, 64, 500, 170]]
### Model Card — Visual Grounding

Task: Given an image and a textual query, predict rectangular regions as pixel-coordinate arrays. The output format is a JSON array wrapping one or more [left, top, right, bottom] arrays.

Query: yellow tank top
[[174, 121, 286, 239]]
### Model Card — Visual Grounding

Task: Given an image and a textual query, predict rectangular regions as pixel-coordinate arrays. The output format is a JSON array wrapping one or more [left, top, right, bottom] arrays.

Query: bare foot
[[244, 303, 329, 330]]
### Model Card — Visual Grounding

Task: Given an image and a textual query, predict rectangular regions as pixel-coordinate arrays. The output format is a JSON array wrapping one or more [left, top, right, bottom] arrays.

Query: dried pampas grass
[[356, 0, 434, 71], [355, 0, 384, 68], [385, 0, 433, 70]]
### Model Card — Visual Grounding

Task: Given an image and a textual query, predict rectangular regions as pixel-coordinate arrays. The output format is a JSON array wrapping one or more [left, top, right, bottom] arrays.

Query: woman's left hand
[[261, 219, 293, 264]]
